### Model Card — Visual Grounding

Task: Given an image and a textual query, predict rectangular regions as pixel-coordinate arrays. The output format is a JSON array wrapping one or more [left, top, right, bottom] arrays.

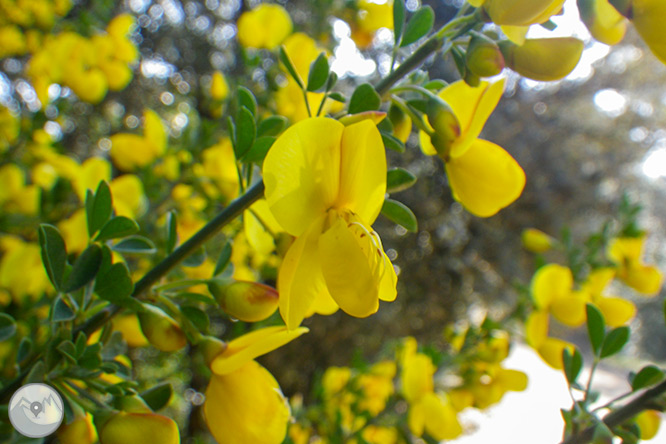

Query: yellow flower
[[263, 118, 397, 329], [0, 236, 51, 302], [0, 164, 40, 215], [631, 0, 666, 64], [635, 410, 661, 440], [99, 411, 180, 444], [525, 310, 575, 369], [352, 0, 394, 49], [0, 106, 20, 153], [419, 79, 525, 217], [236, 4, 292, 50], [58, 209, 88, 254], [578, 0, 628, 45], [357, 360, 396, 415], [210, 71, 229, 101], [359, 425, 400, 444], [201, 138, 239, 201], [110, 109, 167, 171], [110, 174, 148, 219], [204, 326, 308, 444], [500, 37, 584, 81], [531, 264, 588, 327], [480, 0, 565, 26], [56, 412, 97, 444], [111, 313, 149, 348], [608, 236, 663, 295], [322, 366, 352, 396], [521, 228, 554, 253], [581, 268, 636, 327]]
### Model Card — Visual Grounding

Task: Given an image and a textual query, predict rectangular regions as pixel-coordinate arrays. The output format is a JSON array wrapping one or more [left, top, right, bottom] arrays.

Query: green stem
[[302, 88, 312, 117], [584, 359, 599, 403]]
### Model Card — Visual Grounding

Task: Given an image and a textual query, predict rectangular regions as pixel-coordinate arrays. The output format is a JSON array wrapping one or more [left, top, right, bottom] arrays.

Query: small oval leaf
[[63, 244, 103, 292], [387, 168, 417, 193], [95, 216, 140, 242], [349, 83, 381, 114], [401, 6, 434, 47], [381, 199, 418, 232]]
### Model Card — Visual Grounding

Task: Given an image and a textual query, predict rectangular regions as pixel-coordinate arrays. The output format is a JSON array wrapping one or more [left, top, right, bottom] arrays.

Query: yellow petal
[[521, 228, 553, 253], [623, 264, 663, 296], [439, 79, 505, 158], [210, 71, 229, 101], [100, 412, 179, 444], [502, 25, 529, 45], [486, 0, 565, 26], [633, 0, 666, 64], [263, 118, 342, 236], [578, 0, 627, 46], [210, 326, 308, 375], [538, 337, 574, 370], [408, 398, 426, 437], [635, 410, 662, 440], [307, 289, 339, 316], [583, 267, 615, 297], [608, 236, 644, 263], [237, 4, 292, 50], [277, 216, 329, 329], [244, 200, 282, 257], [401, 353, 435, 403], [496, 368, 529, 391], [525, 310, 549, 349], [109, 133, 153, 171], [318, 213, 380, 318], [445, 139, 525, 217], [336, 119, 386, 224], [204, 360, 290, 444], [75, 157, 111, 201], [530, 264, 573, 310], [144, 109, 166, 156], [378, 251, 398, 302], [596, 297, 636, 327], [501, 37, 584, 81], [421, 392, 463, 441], [550, 293, 589, 327], [282, 33, 322, 80]]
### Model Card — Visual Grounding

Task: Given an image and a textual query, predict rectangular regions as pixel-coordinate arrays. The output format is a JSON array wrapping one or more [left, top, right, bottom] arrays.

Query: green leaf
[[75, 332, 87, 358], [631, 365, 664, 391], [183, 246, 207, 268], [0, 313, 17, 341], [348, 83, 381, 114], [307, 52, 330, 92], [381, 133, 406, 153], [87, 181, 113, 237], [63, 244, 103, 292], [26, 361, 46, 383], [140, 383, 173, 411], [57, 340, 78, 364], [234, 107, 256, 159], [112, 236, 157, 254], [600, 326, 630, 358], [39, 224, 68, 291], [586, 304, 605, 356], [101, 331, 127, 360], [78, 343, 102, 370], [562, 347, 583, 386], [381, 199, 418, 232], [393, 0, 406, 45], [176, 292, 217, 305], [424, 79, 447, 91], [401, 6, 434, 47], [181, 306, 209, 331], [242, 136, 275, 164], [328, 92, 346, 103], [279, 45, 304, 89], [95, 216, 140, 242], [213, 241, 233, 277], [237, 86, 257, 116], [166, 210, 178, 254], [53, 296, 76, 322], [17, 337, 32, 362], [95, 262, 134, 304], [257, 116, 287, 137], [387, 168, 417, 193]]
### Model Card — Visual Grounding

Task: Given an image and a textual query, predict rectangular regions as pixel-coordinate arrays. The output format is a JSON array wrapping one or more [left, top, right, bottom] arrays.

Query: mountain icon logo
[[8, 383, 64, 438]]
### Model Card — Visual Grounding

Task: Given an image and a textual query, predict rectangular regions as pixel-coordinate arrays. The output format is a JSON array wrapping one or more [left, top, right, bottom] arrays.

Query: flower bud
[[113, 394, 153, 413], [57, 413, 98, 444], [208, 278, 279, 322], [578, 0, 627, 45], [499, 37, 583, 81], [99, 412, 180, 444], [466, 35, 505, 77], [425, 98, 461, 158], [484, 0, 565, 26], [338, 111, 386, 126], [210, 71, 229, 101], [198, 335, 228, 367], [388, 104, 412, 143], [521, 228, 554, 253], [631, 0, 666, 64], [138, 304, 187, 352]]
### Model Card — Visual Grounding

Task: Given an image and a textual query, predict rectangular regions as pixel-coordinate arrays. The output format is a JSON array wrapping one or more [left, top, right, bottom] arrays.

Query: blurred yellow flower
[[99, 411, 180, 444], [581, 268, 636, 327], [578, 0, 627, 45], [521, 228, 554, 253], [351, 0, 393, 49], [0, 236, 51, 302], [263, 118, 397, 329], [608, 236, 663, 295], [110, 109, 167, 171], [236, 4, 292, 50]]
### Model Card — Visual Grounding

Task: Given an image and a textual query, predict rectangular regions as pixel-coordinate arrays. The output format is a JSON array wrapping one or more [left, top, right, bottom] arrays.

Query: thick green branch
[[561, 379, 666, 444]]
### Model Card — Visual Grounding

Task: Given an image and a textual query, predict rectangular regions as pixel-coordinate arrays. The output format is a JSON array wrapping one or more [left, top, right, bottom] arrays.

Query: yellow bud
[[521, 228, 554, 253], [99, 412, 180, 444], [208, 279, 279, 322], [484, 0, 565, 26], [57, 413, 98, 444], [500, 37, 584, 81], [466, 35, 505, 77], [632, 0, 666, 65], [388, 104, 412, 143], [113, 395, 153, 413], [578, 0, 627, 46], [210, 71, 229, 101], [338, 111, 386, 126], [138, 305, 187, 352], [426, 98, 461, 158]]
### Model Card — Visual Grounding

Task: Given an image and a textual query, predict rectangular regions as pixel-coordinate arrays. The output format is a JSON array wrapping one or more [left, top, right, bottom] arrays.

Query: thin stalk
[[302, 88, 312, 117]]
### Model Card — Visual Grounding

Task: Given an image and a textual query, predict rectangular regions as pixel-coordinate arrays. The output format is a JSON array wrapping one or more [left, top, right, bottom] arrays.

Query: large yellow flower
[[608, 236, 663, 295], [204, 326, 308, 444], [263, 118, 397, 329], [420, 79, 525, 217], [236, 4, 292, 50]]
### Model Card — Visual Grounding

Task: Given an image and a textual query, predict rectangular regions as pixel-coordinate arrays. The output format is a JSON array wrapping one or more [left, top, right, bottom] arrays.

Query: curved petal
[[143, 109, 166, 156], [211, 326, 308, 375], [204, 361, 290, 444], [538, 337, 574, 370], [530, 264, 573, 310], [525, 310, 549, 349], [421, 392, 463, 441], [401, 353, 435, 403], [277, 216, 329, 329], [445, 139, 525, 217], [263, 118, 342, 236], [318, 213, 380, 318], [583, 267, 615, 297], [633, 0, 666, 64], [378, 251, 397, 302], [109, 133, 152, 171], [623, 264, 663, 296], [496, 368, 528, 392], [307, 289, 339, 316], [336, 120, 386, 224], [550, 293, 588, 327], [596, 297, 636, 327], [440, 79, 505, 158]]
